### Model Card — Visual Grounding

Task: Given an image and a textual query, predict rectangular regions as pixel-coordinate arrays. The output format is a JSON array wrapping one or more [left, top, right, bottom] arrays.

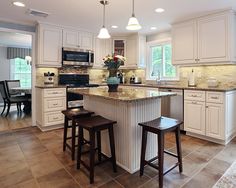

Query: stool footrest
[[164, 150, 178, 158], [164, 162, 180, 175]]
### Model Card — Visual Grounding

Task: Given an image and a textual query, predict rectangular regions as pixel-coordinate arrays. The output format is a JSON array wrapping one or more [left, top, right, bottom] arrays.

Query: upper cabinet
[[37, 23, 63, 67], [172, 10, 236, 65], [114, 34, 146, 69], [94, 38, 112, 68], [63, 29, 94, 50]]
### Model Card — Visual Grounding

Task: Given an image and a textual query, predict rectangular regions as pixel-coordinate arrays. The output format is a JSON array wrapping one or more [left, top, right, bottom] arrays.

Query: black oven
[[62, 48, 94, 66], [59, 73, 99, 108]]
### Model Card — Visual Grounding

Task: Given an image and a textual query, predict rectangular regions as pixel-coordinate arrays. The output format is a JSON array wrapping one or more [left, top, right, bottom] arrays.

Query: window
[[10, 58, 31, 87], [147, 41, 178, 80]]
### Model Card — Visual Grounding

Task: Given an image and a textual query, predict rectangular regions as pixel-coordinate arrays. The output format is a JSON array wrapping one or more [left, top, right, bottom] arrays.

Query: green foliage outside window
[[150, 43, 176, 79], [11, 58, 31, 87]]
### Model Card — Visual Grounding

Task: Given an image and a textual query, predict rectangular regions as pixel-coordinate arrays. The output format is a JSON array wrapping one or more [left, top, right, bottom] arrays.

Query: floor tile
[[98, 180, 124, 188]]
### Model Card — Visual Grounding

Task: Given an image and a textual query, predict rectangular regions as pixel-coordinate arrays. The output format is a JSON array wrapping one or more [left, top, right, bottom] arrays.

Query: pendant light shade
[[98, 27, 111, 39], [126, 0, 141, 30], [98, 0, 111, 39]]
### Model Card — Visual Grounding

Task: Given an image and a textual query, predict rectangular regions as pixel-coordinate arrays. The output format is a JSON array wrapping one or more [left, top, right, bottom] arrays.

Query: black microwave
[[62, 47, 94, 66]]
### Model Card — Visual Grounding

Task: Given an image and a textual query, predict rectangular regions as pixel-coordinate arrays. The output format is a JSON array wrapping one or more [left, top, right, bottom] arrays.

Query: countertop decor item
[[103, 54, 126, 92]]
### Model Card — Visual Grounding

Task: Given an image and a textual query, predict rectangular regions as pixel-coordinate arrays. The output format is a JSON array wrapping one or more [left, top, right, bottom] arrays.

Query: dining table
[[10, 87, 32, 114]]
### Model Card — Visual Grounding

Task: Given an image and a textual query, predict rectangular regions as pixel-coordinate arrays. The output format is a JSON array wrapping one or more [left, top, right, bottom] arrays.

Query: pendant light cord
[[132, 0, 135, 17], [103, 1, 106, 27]]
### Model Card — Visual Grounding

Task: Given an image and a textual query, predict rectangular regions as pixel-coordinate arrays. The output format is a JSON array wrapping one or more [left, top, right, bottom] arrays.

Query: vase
[[107, 76, 120, 92], [109, 69, 118, 77]]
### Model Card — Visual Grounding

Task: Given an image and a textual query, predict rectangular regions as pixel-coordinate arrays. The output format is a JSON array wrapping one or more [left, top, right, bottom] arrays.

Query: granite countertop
[[35, 84, 67, 89], [69, 87, 176, 102], [120, 83, 236, 92]]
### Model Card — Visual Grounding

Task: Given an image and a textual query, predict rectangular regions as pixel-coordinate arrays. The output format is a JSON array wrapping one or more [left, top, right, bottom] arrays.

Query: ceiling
[[0, 31, 32, 48], [0, 0, 236, 35]]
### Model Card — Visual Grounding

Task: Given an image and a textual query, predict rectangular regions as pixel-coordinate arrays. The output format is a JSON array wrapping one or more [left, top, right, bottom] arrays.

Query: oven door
[[67, 91, 84, 108]]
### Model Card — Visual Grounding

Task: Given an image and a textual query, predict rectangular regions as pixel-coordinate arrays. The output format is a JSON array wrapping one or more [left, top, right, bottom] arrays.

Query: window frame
[[146, 39, 179, 81]]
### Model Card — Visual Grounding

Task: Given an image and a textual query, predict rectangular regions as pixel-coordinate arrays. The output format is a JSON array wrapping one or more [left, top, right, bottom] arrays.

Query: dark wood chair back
[[0, 81, 9, 100], [5, 80, 21, 96]]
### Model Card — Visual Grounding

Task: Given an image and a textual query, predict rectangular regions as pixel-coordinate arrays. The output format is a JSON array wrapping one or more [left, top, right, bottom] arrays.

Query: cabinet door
[[206, 103, 224, 139], [79, 32, 94, 50], [126, 38, 137, 67], [39, 25, 62, 67], [184, 100, 205, 135], [198, 14, 229, 63], [63, 29, 79, 48], [94, 38, 112, 68], [172, 20, 197, 65], [138, 35, 146, 68]]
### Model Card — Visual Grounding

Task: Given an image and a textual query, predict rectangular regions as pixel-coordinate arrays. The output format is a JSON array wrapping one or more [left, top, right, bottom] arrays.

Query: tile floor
[[0, 126, 235, 188]]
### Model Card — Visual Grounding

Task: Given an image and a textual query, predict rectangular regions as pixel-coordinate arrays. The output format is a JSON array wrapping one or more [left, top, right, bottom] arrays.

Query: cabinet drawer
[[206, 92, 224, 103], [44, 97, 66, 112], [44, 88, 66, 98], [184, 90, 205, 101], [44, 111, 64, 126]]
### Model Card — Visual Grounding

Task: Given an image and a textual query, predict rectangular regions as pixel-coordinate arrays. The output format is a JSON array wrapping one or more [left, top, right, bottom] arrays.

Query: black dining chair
[[0, 81, 29, 116], [5, 80, 23, 97]]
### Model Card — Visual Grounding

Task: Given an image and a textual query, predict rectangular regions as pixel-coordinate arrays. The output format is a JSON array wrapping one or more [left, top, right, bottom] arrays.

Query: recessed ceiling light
[[12, 1, 25, 7], [150, 27, 157, 30], [111, 25, 118, 29], [155, 8, 165, 13]]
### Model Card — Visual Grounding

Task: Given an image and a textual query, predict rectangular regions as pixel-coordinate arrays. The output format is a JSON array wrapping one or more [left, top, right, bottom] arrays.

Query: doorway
[[0, 29, 35, 132]]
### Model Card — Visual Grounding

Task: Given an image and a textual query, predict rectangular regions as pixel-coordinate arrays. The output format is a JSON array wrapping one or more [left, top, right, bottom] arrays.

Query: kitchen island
[[70, 86, 176, 173]]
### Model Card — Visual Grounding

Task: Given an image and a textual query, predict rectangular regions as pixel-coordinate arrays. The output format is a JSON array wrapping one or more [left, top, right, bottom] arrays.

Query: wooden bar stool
[[75, 115, 117, 184], [62, 108, 94, 160], [139, 116, 183, 188]]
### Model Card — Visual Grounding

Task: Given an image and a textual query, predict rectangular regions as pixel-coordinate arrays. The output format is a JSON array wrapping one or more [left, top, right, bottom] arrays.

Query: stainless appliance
[[62, 47, 94, 66], [159, 88, 184, 130], [58, 73, 99, 108]]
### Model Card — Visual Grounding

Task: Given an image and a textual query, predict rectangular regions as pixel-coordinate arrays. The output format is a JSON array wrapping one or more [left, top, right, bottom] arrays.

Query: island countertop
[[69, 86, 176, 102]]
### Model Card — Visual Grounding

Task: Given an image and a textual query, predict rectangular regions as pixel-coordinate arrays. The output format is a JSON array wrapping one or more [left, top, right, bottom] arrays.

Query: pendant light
[[126, 0, 142, 30], [98, 0, 111, 39]]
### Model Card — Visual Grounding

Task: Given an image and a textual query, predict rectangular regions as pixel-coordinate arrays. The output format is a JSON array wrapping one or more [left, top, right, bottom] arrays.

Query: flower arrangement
[[103, 54, 126, 71]]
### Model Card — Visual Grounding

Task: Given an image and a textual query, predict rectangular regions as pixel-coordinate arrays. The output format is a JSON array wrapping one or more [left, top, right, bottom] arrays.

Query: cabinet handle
[[53, 103, 58, 106], [52, 92, 59, 94], [192, 101, 197, 104], [206, 106, 208, 108], [191, 94, 198, 97], [53, 117, 59, 120], [211, 96, 219, 99]]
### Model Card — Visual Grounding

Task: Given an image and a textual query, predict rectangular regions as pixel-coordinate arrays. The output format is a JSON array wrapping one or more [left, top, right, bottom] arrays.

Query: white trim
[[0, 27, 36, 127]]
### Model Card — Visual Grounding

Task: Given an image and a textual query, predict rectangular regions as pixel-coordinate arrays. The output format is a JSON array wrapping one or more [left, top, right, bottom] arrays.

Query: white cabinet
[[37, 23, 63, 67], [63, 29, 94, 50], [172, 10, 236, 65], [94, 38, 112, 68], [123, 34, 146, 68], [206, 103, 224, 140], [184, 98, 205, 135], [36, 87, 66, 131], [184, 90, 236, 144], [172, 20, 197, 65]]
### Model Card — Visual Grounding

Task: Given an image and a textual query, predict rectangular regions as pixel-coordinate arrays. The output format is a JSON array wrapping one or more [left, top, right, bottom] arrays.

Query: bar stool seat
[[76, 115, 117, 184], [62, 108, 94, 160], [139, 116, 183, 188]]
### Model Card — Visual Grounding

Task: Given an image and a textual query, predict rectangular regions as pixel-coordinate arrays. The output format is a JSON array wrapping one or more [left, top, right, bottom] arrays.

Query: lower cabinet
[[36, 87, 66, 131], [184, 90, 236, 144], [184, 100, 205, 135]]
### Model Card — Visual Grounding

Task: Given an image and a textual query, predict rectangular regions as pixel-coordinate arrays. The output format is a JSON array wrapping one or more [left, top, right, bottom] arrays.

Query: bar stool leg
[[71, 119, 76, 160], [108, 125, 117, 172], [63, 117, 68, 151], [158, 133, 164, 188], [140, 127, 147, 176], [175, 126, 183, 172], [97, 131, 102, 162], [89, 130, 96, 184], [77, 126, 83, 170]]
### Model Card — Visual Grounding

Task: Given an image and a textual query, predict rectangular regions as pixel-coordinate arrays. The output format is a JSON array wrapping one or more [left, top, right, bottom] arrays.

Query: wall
[[0, 46, 10, 103], [146, 30, 171, 42]]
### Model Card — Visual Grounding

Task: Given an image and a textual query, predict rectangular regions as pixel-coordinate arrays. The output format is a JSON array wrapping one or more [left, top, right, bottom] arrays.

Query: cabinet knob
[[206, 106, 208, 108]]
